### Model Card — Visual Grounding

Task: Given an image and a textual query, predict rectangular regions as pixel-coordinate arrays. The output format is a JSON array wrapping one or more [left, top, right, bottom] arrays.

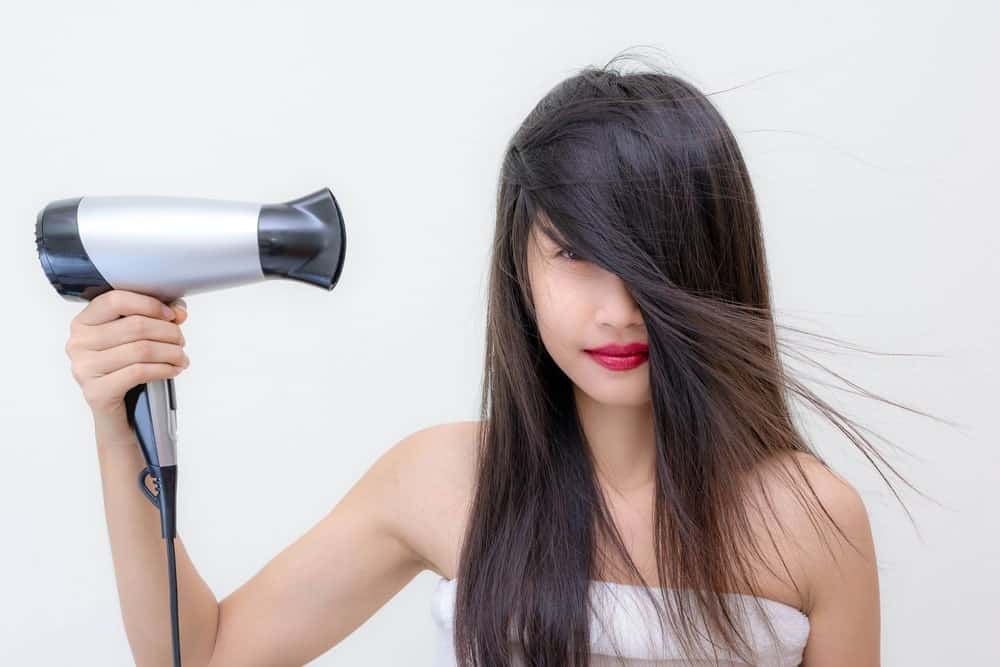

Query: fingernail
[[162, 305, 174, 318], [176, 298, 187, 310]]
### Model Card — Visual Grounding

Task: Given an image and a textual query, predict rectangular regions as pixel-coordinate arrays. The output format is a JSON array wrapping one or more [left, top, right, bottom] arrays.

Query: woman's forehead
[[531, 214, 568, 246]]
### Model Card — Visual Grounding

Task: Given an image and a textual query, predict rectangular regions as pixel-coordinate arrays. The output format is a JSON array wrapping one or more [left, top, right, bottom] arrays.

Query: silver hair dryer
[[35, 187, 346, 666]]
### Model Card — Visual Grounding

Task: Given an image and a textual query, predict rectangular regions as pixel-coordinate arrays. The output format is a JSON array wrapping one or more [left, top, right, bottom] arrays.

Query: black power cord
[[139, 465, 182, 667]]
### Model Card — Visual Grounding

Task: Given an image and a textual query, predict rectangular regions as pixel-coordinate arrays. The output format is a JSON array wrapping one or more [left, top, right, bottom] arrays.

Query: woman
[[68, 56, 904, 666]]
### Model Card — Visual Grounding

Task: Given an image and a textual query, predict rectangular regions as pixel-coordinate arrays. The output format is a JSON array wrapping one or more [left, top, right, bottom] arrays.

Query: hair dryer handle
[[124, 378, 178, 468]]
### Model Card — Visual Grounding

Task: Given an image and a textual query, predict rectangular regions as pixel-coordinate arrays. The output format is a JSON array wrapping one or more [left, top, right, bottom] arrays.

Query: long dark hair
[[452, 51, 943, 666]]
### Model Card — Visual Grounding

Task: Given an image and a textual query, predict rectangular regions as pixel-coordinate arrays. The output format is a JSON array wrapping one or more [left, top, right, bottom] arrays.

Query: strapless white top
[[431, 576, 810, 666]]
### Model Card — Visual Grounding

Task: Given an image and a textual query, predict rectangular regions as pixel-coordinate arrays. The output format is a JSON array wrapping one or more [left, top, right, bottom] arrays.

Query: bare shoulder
[[746, 451, 880, 663], [768, 451, 874, 565], [386, 420, 482, 577], [748, 452, 876, 598], [389, 420, 481, 498], [397, 419, 482, 468]]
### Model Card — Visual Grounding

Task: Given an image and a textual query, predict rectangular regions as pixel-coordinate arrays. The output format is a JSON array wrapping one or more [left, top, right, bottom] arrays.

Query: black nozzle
[[258, 188, 346, 290]]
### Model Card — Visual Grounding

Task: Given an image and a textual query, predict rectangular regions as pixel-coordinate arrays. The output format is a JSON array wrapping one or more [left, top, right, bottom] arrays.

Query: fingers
[[75, 289, 176, 327], [169, 298, 188, 325], [66, 289, 192, 417], [73, 314, 186, 353], [83, 362, 185, 416], [80, 339, 190, 378]]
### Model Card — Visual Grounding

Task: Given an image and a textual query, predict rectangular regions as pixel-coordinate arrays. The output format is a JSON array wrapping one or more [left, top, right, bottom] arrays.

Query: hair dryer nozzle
[[259, 188, 346, 291]]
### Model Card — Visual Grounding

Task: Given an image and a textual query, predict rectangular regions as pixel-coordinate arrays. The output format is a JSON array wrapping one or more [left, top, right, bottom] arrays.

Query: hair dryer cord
[[139, 466, 183, 667]]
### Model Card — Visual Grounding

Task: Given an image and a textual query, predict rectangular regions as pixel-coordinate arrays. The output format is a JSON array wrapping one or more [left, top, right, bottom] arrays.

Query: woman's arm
[[95, 413, 220, 667], [71, 290, 437, 665], [204, 425, 438, 667]]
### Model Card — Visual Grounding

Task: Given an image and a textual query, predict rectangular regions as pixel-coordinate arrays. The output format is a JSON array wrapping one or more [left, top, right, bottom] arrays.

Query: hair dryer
[[35, 187, 346, 666]]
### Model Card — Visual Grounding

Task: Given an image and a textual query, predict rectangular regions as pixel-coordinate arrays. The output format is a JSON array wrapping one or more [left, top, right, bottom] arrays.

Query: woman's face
[[526, 219, 651, 408]]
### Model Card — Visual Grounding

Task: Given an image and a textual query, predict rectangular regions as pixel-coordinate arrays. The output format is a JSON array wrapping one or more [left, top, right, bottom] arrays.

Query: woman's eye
[[556, 247, 581, 262]]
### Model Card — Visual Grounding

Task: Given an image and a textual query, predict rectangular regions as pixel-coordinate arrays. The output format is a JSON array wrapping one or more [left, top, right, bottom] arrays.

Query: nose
[[595, 273, 644, 330]]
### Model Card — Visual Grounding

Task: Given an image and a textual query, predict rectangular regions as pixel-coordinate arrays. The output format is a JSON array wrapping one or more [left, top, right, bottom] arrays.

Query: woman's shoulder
[[743, 450, 874, 614], [747, 451, 867, 532], [394, 420, 482, 481], [386, 420, 482, 577]]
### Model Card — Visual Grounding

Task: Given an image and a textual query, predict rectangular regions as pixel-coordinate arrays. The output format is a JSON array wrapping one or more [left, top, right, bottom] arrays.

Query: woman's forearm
[[93, 412, 219, 666]]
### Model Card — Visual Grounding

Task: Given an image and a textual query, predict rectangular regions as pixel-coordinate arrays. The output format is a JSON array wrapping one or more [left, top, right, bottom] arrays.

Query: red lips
[[585, 342, 649, 356], [584, 342, 649, 371]]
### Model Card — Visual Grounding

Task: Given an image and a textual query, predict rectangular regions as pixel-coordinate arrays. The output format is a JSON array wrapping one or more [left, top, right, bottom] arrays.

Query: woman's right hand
[[65, 289, 190, 423]]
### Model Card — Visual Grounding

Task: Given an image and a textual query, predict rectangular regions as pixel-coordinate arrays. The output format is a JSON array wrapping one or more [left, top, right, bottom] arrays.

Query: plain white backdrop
[[1, 0, 997, 664]]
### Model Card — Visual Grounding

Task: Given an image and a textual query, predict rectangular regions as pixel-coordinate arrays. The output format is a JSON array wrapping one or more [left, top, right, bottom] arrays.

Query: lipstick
[[584, 342, 649, 371]]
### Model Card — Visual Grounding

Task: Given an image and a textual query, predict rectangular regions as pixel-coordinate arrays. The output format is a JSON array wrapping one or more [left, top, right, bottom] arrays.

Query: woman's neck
[[573, 386, 656, 498]]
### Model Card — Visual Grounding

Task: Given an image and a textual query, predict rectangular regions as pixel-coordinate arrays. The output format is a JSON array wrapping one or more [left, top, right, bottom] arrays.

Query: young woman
[[67, 58, 904, 666]]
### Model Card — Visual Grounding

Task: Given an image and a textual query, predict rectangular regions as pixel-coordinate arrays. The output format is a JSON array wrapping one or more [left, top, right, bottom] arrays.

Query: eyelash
[[556, 247, 582, 262]]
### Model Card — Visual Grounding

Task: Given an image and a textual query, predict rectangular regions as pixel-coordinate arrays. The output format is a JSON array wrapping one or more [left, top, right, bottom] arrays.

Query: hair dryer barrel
[[34, 187, 346, 303]]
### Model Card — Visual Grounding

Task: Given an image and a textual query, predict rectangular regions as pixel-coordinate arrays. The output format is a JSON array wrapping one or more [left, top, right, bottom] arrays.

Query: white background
[[1, 1, 997, 664]]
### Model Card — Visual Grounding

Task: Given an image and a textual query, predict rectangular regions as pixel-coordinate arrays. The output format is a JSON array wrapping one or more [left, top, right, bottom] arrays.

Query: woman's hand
[[65, 289, 189, 424]]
